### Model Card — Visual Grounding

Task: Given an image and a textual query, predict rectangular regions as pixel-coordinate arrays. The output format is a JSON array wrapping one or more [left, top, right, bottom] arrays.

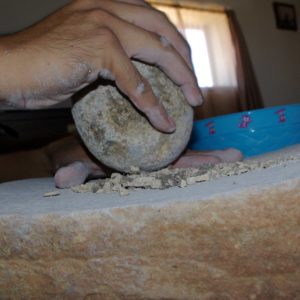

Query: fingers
[[111, 56, 177, 133], [71, 2, 203, 106], [75, 0, 193, 67], [142, 16, 194, 69], [54, 161, 90, 188], [91, 28, 176, 133], [120, 1, 193, 68], [201, 148, 244, 162], [54, 160, 110, 188], [172, 148, 244, 169], [114, 22, 203, 106], [172, 154, 221, 168], [89, 10, 203, 106]]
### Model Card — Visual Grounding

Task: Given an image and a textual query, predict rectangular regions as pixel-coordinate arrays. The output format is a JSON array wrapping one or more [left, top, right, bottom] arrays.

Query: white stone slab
[[1, 144, 300, 216]]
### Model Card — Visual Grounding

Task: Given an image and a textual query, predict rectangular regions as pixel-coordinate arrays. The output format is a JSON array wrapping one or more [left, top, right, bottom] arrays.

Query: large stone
[[1, 146, 300, 299], [72, 61, 193, 173]]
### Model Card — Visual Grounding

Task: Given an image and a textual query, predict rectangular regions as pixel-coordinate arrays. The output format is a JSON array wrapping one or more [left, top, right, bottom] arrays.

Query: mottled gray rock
[[72, 61, 193, 173]]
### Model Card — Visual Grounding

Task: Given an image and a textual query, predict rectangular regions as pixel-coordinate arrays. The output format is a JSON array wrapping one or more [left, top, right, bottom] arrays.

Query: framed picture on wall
[[273, 2, 298, 31]]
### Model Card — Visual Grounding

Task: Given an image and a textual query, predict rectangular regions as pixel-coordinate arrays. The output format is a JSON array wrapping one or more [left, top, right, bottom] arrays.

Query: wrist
[[0, 36, 27, 108], [0, 38, 15, 106]]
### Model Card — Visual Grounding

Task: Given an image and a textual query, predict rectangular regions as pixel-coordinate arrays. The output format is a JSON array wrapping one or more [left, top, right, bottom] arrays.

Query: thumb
[[54, 161, 90, 188]]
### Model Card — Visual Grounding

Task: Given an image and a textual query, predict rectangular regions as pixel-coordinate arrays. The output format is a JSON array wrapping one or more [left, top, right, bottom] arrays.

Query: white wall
[[0, 0, 299, 107]]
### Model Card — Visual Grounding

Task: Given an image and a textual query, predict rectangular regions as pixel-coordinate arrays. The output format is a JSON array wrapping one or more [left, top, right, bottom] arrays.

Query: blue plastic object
[[188, 104, 300, 158]]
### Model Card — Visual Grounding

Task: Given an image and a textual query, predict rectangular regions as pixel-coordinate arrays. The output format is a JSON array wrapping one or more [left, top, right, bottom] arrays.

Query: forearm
[[0, 35, 45, 109]]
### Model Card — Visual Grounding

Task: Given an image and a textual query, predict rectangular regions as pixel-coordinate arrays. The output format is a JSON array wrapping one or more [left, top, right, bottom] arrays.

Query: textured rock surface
[[72, 157, 299, 196], [72, 61, 193, 173], [1, 148, 300, 299]]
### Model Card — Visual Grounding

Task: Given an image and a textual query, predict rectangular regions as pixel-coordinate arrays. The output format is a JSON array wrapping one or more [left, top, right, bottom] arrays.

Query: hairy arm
[[0, 0, 203, 133]]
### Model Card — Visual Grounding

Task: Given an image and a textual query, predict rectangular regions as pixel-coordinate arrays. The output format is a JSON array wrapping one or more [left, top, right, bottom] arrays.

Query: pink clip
[[275, 109, 286, 123], [239, 115, 251, 128], [205, 121, 216, 135]]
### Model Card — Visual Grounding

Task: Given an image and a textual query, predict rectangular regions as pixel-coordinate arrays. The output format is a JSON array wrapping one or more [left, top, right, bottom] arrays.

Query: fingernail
[[183, 84, 204, 106], [167, 116, 176, 132], [146, 106, 176, 133]]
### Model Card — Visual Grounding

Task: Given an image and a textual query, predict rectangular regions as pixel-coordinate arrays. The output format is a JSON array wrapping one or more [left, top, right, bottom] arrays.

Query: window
[[152, 2, 263, 118], [185, 28, 213, 87], [153, 4, 237, 88]]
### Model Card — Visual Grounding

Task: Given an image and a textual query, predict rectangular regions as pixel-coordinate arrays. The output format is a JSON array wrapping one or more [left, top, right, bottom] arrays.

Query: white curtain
[[153, 4, 241, 119], [153, 5, 237, 88]]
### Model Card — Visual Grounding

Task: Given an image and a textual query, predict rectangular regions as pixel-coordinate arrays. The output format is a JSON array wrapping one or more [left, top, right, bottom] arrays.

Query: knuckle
[[141, 79, 153, 97], [159, 36, 172, 49], [154, 10, 171, 25], [131, 79, 153, 104], [152, 32, 174, 57], [86, 9, 111, 25], [97, 27, 118, 45], [138, 78, 151, 95], [160, 37, 176, 53]]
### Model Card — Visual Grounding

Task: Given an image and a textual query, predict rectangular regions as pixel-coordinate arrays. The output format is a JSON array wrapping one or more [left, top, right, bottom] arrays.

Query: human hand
[[49, 135, 243, 188], [0, 0, 202, 132]]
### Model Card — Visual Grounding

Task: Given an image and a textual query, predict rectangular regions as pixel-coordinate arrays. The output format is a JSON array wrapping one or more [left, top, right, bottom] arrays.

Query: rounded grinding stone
[[72, 61, 194, 173]]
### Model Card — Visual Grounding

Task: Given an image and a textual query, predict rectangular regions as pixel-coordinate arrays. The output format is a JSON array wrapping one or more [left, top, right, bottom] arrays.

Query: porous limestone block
[[72, 61, 193, 173]]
